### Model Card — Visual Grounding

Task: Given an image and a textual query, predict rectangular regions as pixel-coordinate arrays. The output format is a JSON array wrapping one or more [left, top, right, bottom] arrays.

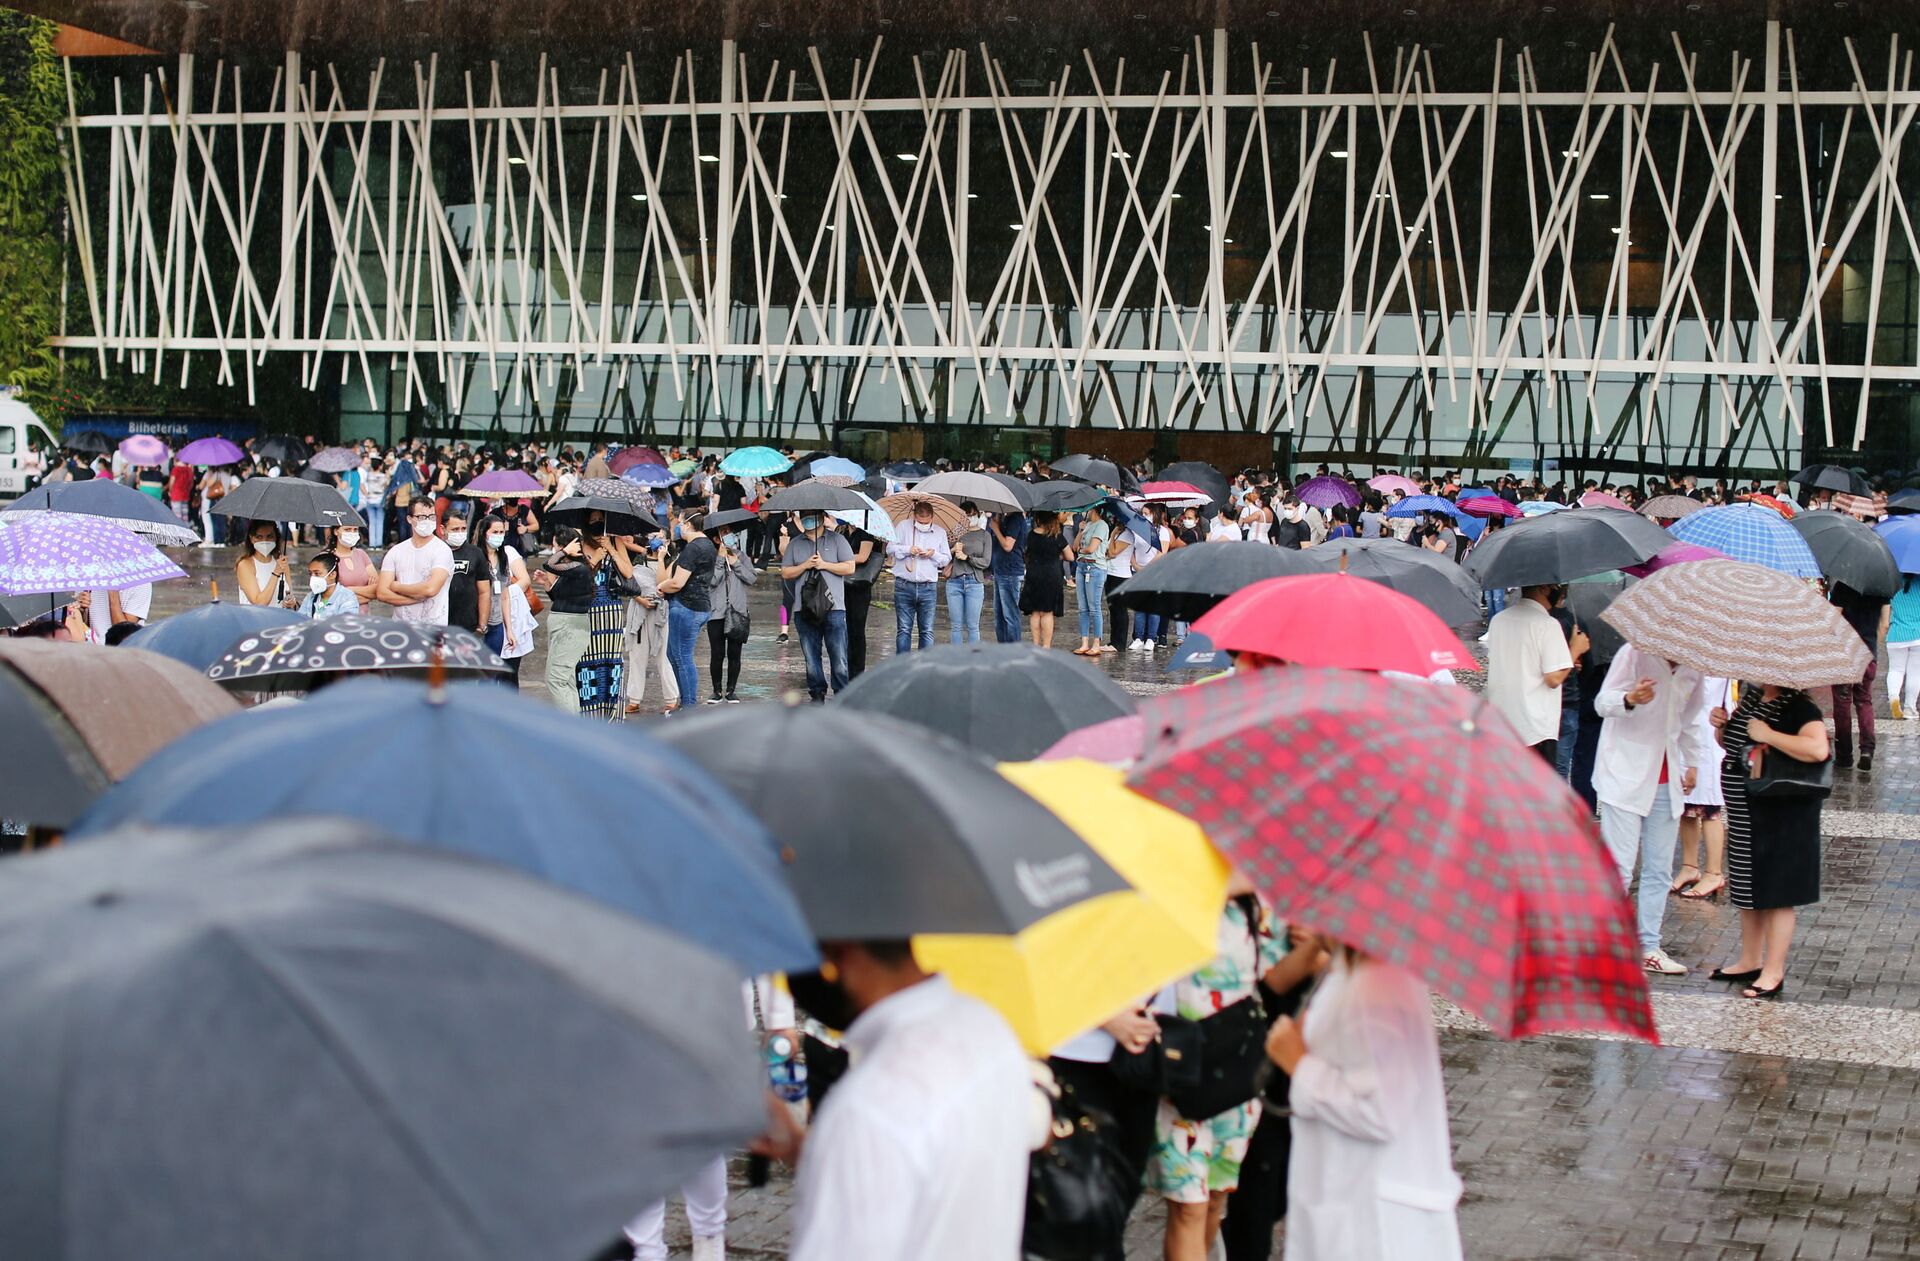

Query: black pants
[[706, 619, 742, 696], [1221, 1105, 1294, 1261], [845, 580, 874, 678], [1044, 1056, 1159, 1261], [1530, 738, 1558, 767]]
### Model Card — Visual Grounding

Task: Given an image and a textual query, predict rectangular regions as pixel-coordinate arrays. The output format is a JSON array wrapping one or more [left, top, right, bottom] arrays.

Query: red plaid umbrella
[[1190, 572, 1472, 675], [1124, 668, 1656, 1042]]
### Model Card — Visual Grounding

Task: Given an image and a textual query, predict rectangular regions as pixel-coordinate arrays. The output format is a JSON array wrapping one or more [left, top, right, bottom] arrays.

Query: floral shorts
[[1145, 1097, 1261, 1204], [1683, 804, 1722, 821]]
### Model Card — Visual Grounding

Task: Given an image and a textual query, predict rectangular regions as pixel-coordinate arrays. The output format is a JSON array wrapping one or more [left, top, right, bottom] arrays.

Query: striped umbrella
[[1668, 503, 1821, 578]]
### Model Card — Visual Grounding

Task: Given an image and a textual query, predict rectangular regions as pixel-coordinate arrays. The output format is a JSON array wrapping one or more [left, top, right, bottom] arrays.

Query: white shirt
[[87, 582, 151, 641], [1483, 597, 1573, 746], [1591, 647, 1714, 817], [1208, 517, 1243, 542], [887, 521, 951, 584], [380, 536, 455, 625], [790, 977, 1033, 1261]]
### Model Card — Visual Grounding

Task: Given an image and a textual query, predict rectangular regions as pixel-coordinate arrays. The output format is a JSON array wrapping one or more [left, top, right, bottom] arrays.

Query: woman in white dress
[[1264, 944, 1464, 1261], [1673, 677, 1732, 900], [1241, 490, 1275, 545]]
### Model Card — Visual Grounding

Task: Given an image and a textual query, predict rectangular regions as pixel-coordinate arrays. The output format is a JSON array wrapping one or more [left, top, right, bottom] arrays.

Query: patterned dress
[[576, 555, 629, 720], [1146, 897, 1286, 1204]]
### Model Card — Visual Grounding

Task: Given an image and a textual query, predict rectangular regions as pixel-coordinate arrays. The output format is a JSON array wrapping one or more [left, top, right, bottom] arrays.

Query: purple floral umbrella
[[176, 437, 246, 466], [117, 434, 172, 468], [0, 512, 187, 596], [459, 469, 546, 499], [1294, 475, 1363, 511]]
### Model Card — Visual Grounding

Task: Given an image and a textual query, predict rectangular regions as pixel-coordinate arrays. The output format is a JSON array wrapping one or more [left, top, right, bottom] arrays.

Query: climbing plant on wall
[[0, 11, 65, 412]]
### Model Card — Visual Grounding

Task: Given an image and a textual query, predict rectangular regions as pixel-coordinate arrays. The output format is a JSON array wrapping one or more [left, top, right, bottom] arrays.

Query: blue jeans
[[1557, 690, 1580, 780], [895, 579, 937, 652], [993, 573, 1024, 643], [1132, 609, 1162, 644], [796, 609, 850, 699], [1486, 585, 1508, 619], [667, 602, 705, 704], [946, 574, 984, 644], [1599, 795, 1682, 956], [482, 621, 521, 687], [363, 502, 386, 547], [1077, 566, 1108, 639]]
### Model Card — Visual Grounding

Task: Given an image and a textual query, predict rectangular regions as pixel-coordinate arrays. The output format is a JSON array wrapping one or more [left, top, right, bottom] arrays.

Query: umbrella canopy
[[1038, 713, 1146, 766], [763, 480, 870, 513], [1565, 572, 1631, 667], [1385, 493, 1466, 521], [0, 819, 766, 1261], [1667, 503, 1821, 577], [0, 640, 240, 829], [668, 458, 698, 476], [808, 456, 866, 481], [62, 429, 114, 455], [881, 460, 934, 482], [72, 679, 814, 973], [836, 641, 1136, 761], [1137, 480, 1211, 507], [1301, 537, 1485, 628], [252, 434, 309, 464], [306, 446, 359, 474], [829, 490, 898, 543], [4, 477, 202, 546], [210, 476, 362, 528], [1621, 541, 1725, 578], [1639, 494, 1705, 521], [1519, 499, 1569, 516], [1884, 488, 1920, 515], [1105, 495, 1156, 546], [0, 512, 187, 596], [654, 706, 1129, 940], [1125, 669, 1656, 1042], [1025, 479, 1105, 513], [619, 462, 681, 489], [1793, 463, 1872, 496], [1741, 492, 1797, 518], [1050, 453, 1135, 491], [0, 591, 74, 630], [609, 444, 668, 474], [115, 434, 171, 467], [122, 601, 307, 672], [1463, 506, 1672, 588], [1457, 494, 1522, 519], [1166, 630, 1227, 672], [915, 469, 1026, 514], [1600, 558, 1871, 688], [459, 468, 546, 498], [1579, 490, 1631, 511], [879, 490, 972, 541], [1191, 573, 1472, 675], [205, 614, 510, 693], [980, 472, 1041, 511], [701, 507, 759, 532], [1294, 475, 1363, 511], [916, 759, 1230, 1055], [1788, 511, 1902, 596], [176, 436, 246, 465], [1456, 486, 1498, 502], [1368, 473, 1423, 496], [1109, 540, 1317, 621], [1158, 461, 1231, 511], [545, 490, 660, 536], [719, 446, 793, 477], [1879, 516, 1920, 573]]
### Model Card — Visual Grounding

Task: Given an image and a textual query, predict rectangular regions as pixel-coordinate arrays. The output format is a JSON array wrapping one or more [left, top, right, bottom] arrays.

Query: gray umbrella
[[1159, 461, 1232, 512], [305, 446, 360, 474], [1791, 464, 1871, 496], [763, 480, 870, 513], [1463, 507, 1672, 588], [210, 475, 363, 528], [837, 642, 1137, 761], [0, 590, 74, 630], [915, 470, 1027, 514], [1566, 573, 1633, 667], [981, 472, 1041, 511], [1109, 540, 1317, 621], [1304, 538, 1486, 628], [0, 819, 765, 1261], [1049, 454, 1138, 492], [654, 706, 1129, 940], [1788, 511, 1901, 597]]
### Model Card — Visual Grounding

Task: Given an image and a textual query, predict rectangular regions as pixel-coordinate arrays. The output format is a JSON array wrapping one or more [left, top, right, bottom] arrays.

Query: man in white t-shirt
[[377, 501, 455, 626], [1484, 584, 1588, 765], [85, 582, 152, 642]]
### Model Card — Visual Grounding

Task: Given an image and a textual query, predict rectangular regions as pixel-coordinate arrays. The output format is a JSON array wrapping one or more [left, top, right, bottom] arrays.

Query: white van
[[0, 389, 58, 500]]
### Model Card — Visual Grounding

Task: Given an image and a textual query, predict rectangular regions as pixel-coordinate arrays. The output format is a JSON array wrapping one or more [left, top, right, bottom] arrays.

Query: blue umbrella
[[1457, 486, 1498, 501], [1668, 503, 1821, 578], [1166, 631, 1225, 673], [122, 602, 308, 672], [1877, 517, 1920, 573], [719, 446, 793, 477], [1386, 494, 1466, 522], [69, 678, 817, 974], [1519, 500, 1569, 516], [809, 456, 866, 481], [621, 462, 680, 489], [833, 491, 898, 543], [1105, 495, 1155, 545]]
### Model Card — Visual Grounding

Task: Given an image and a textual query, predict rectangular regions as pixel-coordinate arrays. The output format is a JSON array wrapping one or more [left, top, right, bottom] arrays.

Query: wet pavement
[[146, 545, 1920, 1260]]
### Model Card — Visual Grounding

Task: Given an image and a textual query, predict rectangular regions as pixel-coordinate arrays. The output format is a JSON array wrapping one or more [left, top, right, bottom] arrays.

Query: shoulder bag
[[1022, 1072, 1134, 1261], [1746, 744, 1833, 799], [725, 606, 751, 644]]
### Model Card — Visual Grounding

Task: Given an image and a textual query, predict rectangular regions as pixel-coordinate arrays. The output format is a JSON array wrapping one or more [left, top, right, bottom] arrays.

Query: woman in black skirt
[[1020, 511, 1073, 649], [1709, 683, 1829, 1000]]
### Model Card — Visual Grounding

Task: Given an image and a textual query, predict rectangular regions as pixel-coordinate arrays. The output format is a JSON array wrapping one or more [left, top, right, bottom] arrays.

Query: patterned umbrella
[[459, 469, 546, 498], [4, 479, 202, 547], [306, 446, 360, 474], [879, 490, 972, 542], [0, 512, 186, 596], [573, 477, 659, 513], [1294, 475, 1363, 510], [1457, 495, 1522, 519], [1622, 541, 1724, 578], [609, 445, 667, 474], [831, 491, 898, 543], [1125, 668, 1655, 1042], [1639, 494, 1705, 521], [1599, 558, 1870, 689], [117, 434, 171, 467], [718, 446, 792, 477], [1668, 503, 1821, 577], [619, 463, 680, 489], [1367, 473, 1423, 496], [205, 614, 511, 693], [176, 437, 246, 466], [1580, 490, 1632, 511]]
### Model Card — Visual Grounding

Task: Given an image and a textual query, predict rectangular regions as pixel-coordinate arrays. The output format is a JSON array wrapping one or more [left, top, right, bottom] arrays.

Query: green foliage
[[0, 11, 65, 406]]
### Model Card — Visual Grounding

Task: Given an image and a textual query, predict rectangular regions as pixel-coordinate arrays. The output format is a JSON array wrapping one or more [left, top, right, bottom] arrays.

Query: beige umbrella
[[1639, 494, 1705, 521], [879, 491, 972, 543], [1598, 558, 1870, 688]]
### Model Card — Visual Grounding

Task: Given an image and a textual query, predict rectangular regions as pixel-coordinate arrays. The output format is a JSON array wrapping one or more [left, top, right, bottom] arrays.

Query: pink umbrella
[[1580, 491, 1632, 512], [1369, 473, 1423, 496], [117, 434, 172, 468], [1458, 495, 1523, 519], [1037, 713, 1145, 766], [1139, 481, 1211, 505], [1623, 541, 1725, 578]]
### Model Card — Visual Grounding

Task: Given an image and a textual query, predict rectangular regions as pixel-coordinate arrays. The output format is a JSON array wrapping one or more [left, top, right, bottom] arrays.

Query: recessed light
[[507, 156, 526, 166], [1775, 193, 1784, 199], [896, 152, 918, 162], [1223, 238, 1234, 244], [1331, 149, 1349, 158], [966, 192, 979, 199], [1610, 226, 1621, 234], [778, 193, 789, 200], [826, 224, 836, 231], [630, 193, 647, 201], [1562, 149, 1580, 158], [1589, 192, 1610, 200], [698, 153, 719, 163], [1170, 192, 1182, 199], [1111, 150, 1131, 159], [1008, 222, 1024, 230]]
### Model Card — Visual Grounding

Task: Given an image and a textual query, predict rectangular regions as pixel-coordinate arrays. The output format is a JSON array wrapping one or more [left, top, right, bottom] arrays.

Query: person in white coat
[[1592, 644, 1714, 977], [1263, 947, 1462, 1261]]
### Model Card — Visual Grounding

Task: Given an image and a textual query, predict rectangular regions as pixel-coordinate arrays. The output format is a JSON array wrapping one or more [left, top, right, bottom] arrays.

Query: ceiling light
[[778, 193, 789, 200], [698, 153, 719, 163], [1170, 192, 1182, 199], [1562, 149, 1579, 158], [1331, 149, 1349, 158], [630, 193, 647, 201], [1610, 226, 1621, 234], [1775, 193, 1784, 199], [896, 152, 918, 162], [1111, 150, 1131, 159], [507, 155, 526, 166], [1223, 237, 1234, 244], [1589, 192, 1610, 200], [1009, 222, 1024, 230]]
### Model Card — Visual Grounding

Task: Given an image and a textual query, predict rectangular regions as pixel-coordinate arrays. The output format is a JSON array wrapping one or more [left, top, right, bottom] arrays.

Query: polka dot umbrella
[[204, 614, 510, 693]]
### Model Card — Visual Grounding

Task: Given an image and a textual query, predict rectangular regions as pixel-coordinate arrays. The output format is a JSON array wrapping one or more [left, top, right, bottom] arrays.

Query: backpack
[[798, 569, 833, 625]]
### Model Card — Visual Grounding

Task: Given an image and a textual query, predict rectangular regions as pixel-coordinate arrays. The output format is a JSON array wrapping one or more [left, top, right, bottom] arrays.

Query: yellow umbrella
[[914, 758, 1231, 1055]]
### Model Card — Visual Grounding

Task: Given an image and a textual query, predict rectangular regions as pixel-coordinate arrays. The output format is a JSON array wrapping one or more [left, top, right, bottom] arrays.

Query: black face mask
[[786, 968, 860, 1033]]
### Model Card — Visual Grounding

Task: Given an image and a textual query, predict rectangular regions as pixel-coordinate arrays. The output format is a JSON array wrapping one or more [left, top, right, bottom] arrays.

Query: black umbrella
[[1567, 574, 1632, 667], [1109, 540, 1317, 621], [1887, 488, 1920, 515], [210, 476, 363, 528], [836, 642, 1137, 761], [701, 507, 759, 532], [1791, 464, 1871, 496], [252, 433, 310, 464], [296, 463, 334, 484], [205, 614, 511, 693], [1050, 454, 1138, 493], [1463, 507, 1672, 588], [1159, 461, 1231, 512], [1026, 479, 1105, 513], [1304, 538, 1486, 628], [881, 460, 934, 482], [0, 591, 73, 630], [0, 819, 766, 1261], [654, 706, 1130, 940], [4, 479, 202, 547], [545, 492, 660, 536], [1788, 511, 1901, 597], [62, 429, 115, 456], [763, 480, 870, 513], [981, 471, 1040, 511]]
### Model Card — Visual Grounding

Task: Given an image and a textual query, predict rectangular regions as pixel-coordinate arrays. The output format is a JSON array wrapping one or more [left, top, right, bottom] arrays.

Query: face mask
[[487, 531, 506, 548], [338, 531, 360, 548], [446, 530, 469, 548], [723, 532, 742, 550], [412, 519, 436, 538], [970, 514, 988, 530], [309, 575, 329, 594], [251, 540, 275, 557], [1287, 506, 1303, 521], [799, 515, 821, 531]]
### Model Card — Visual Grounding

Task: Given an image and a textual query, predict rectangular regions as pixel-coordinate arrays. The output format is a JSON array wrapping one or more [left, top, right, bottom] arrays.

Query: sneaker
[[1858, 753, 1874, 772], [777, 631, 790, 644], [704, 694, 724, 705], [1643, 949, 1689, 976], [691, 1235, 726, 1261], [725, 692, 741, 704], [1834, 753, 1854, 770]]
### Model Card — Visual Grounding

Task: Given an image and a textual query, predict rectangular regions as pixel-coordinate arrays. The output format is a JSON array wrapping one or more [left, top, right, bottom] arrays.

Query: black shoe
[[777, 632, 790, 644], [1742, 980, 1786, 1000], [725, 692, 740, 704], [1709, 966, 1762, 983], [1858, 754, 1873, 772], [704, 694, 724, 705], [1835, 753, 1854, 770]]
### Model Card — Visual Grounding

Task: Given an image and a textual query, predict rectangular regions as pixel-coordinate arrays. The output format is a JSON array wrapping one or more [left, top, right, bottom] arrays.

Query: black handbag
[[1165, 996, 1272, 1122], [1022, 1077, 1133, 1261], [1107, 1016, 1203, 1098], [724, 606, 751, 643], [1747, 745, 1834, 798]]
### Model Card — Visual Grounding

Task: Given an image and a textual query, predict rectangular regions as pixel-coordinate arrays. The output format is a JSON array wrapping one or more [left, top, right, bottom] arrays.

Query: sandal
[[1708, 965, 1762, 983], [1742, 979, 1786, 1000], [1682, 871, 1726, 901], [1669, 863, 1702, 895]]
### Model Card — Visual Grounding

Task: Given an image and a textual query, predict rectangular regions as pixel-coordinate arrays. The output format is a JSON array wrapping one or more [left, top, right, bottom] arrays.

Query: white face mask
[[970, 514, 988, 530], [309, 575, 329, 594], [412, 519, 436, 539], [487, 532, 507, 549], [338, 531, 360, 548], [446, 530, 469, 548], [252, 540, 275, 557]]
